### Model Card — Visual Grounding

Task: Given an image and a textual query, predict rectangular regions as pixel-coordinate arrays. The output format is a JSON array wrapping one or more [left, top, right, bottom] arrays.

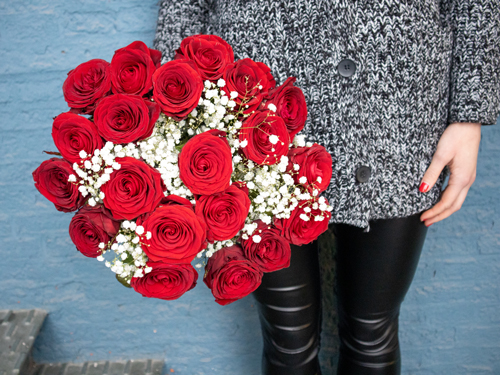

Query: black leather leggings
[[252, 212, 428, 375]]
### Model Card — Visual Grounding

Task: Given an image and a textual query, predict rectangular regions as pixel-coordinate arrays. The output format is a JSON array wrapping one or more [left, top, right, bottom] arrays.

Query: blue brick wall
[[0, 1, 498, 374]]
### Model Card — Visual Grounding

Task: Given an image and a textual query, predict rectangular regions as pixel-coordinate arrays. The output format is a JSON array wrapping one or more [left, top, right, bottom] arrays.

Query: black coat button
[[356, 166, 371, 183], [337, 59, 356, 77]]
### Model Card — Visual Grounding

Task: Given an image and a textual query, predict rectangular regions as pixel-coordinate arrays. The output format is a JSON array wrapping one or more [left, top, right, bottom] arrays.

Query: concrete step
[[0, 310, 164, 375], [32, 360, 164, 375], [0, 309, 48, 375]]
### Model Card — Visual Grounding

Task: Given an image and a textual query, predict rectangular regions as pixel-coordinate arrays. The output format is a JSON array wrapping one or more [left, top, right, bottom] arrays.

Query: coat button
[[356, 166, 371, 183], [337, 59, 356, 77]]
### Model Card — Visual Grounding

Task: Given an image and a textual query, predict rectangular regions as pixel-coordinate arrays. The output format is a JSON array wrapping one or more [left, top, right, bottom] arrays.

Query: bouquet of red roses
[[33, 36, 333, 305]]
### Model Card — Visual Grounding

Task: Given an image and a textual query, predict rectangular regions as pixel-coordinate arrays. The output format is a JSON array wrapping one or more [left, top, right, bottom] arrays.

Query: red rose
[[138, 205, 207, 264], [223, 58, 276, 113], [110, 41, 161, 96], [239, 110, 289, 165], [94, 94, 160, 144], [274, 199, 331, 246], [287, 144, 333, 193], [241, 220, 291, 273], [101, 157, 165, 220], [131, 262, 198, 300], [179, 131, 233, 195], [232, 181, 249, 196], [160, 194, 194, 211], [33, 158, 85, 212], [152, 59, 203, 120], [175, 34, 234, 81], [264, 77, 308, 141], [51, 112, 104, 163], [195, 184, 251, 242], [62, 59, 111, 115], [203, 245, 263, 305], [69, 205, 120, 258]]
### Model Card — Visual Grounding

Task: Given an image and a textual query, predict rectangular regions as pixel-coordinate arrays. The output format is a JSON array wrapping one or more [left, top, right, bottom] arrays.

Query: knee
[[256, 290, 322, 371], [338, 308, 400, 364]]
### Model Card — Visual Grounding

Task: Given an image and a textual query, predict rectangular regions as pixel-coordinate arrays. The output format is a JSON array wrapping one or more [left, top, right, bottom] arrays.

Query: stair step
[[0, 309, 48, 375], [33, 360, 163, 375]]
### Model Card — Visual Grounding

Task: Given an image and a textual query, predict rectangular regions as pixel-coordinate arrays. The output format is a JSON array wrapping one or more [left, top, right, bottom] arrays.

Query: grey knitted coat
[[154, 0, 500, 229]]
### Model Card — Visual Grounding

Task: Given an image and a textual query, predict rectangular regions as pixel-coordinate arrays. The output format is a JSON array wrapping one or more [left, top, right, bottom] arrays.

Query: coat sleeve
[[446, 0, 500, 126], [154, 0, 210, 62]]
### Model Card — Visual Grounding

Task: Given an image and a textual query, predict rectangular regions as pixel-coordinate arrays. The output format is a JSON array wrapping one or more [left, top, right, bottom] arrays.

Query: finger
[[420, 183, 463, 222], [419, 153, 449, 193], [423, 188, 469, 226]]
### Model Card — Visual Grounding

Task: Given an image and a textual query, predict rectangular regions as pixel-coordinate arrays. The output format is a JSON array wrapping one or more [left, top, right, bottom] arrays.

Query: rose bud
[[94, 94, 160, 144], [101, 157, 165, 220], [195, 184, 251, 242], [264, 77, 308, 142], [175, 34, 234, 81], [274, 199, 331, 246], [241, 220, 291, 273], [69, 205, 120, 258], [51, 112, 104, 163], [152, 59, 203, 120], [131, 262, 198, 300], [203, 245, 263, 306], [222, 58, 276, 114], [138, 205, 207, 264], [33, 158, 85, 212], [239, 110, 289, 165], [110, 41, 162, 96], [62, 59, 111, 115], [287, 144, 333, 193], [179, 131, 233, 195]]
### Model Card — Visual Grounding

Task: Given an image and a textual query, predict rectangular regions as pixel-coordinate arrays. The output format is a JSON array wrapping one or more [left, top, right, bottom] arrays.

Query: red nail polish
[[419, 182, 429, 193], [425, 222, 433, 227]]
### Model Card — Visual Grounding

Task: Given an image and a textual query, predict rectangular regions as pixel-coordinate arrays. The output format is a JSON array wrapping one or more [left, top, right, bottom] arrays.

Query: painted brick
[[0, 1, 499, 374]]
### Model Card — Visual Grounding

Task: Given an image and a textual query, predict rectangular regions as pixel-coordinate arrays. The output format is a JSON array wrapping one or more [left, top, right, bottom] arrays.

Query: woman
[[154, 1, 500, 374]]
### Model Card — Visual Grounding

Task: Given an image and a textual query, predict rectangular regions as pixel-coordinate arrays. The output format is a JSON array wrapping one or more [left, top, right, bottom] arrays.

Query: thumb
[[419, 154, 448, 193]]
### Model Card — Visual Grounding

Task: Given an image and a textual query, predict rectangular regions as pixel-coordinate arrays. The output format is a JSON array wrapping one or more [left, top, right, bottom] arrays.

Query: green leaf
[[116, 274, 132, 288]]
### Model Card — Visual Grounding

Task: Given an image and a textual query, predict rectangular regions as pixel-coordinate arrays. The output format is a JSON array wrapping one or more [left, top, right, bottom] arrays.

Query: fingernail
[[419, 182, 429, 193], [425, 222, 433, 227]]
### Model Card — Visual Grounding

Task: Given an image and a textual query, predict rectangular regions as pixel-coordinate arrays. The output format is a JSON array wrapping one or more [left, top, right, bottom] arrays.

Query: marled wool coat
[[154, 0, 500, 229]]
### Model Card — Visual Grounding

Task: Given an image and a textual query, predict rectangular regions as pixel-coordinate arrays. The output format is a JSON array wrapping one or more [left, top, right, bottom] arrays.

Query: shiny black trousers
[[252, 212, 428, 375]]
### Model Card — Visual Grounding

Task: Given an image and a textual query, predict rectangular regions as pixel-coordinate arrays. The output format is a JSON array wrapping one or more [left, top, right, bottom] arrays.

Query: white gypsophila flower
[[294, 135, 306, 147], [217, 78, 226, 87], [268, 103, 277, 112], [300, 213, 310, 221], [299, 176, 307, 184], [252, 235, 262, 243], [269, 135, 279, 144], [220, 96, 229, 106]]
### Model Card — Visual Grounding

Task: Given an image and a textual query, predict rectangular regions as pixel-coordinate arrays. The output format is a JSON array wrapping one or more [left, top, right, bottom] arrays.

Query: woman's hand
[[419, 122, 481, 226]]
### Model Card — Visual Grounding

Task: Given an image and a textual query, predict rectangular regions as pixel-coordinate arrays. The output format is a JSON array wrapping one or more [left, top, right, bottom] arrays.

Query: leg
[[252, 240, 322, 375], [332, 212, 428, 375]]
